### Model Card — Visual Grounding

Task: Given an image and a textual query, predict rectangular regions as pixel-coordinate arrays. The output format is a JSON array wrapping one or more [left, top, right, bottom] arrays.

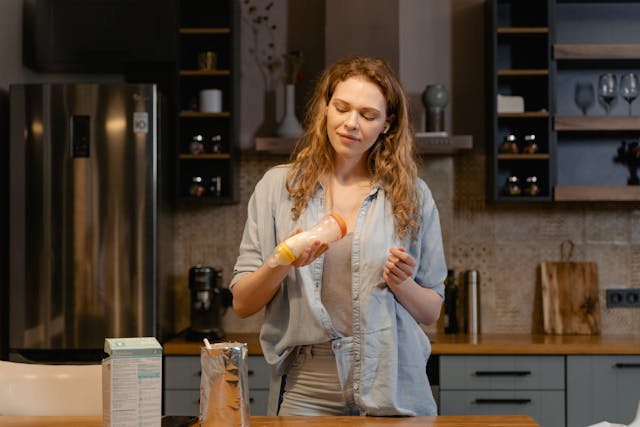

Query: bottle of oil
[[444, 269, 458, 334]]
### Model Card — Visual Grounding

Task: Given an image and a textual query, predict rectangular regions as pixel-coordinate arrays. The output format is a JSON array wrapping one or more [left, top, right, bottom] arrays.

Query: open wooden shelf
[[497, 27, 549, 35], [179, 70, 231, 77], [554, 115, 640, 131], [498, 153, 550, 160], [255, 135, 473, 155], [179, 111, 231, 118], [554, 44, 640, 60], [490, 1, 640, 204], [415, 134, 473, 154], [254, 137, 298, 155], [175, 0, 238, 202], [498, 111, 549, 118], [554, 186, 640, 202], [498, 69, 548, 77], [179, 28, 231, 35], [178, 153, 231, 160]]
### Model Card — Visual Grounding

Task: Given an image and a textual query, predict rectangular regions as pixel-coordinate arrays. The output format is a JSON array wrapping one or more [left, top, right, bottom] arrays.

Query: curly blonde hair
[[285, 56, 421, 241]]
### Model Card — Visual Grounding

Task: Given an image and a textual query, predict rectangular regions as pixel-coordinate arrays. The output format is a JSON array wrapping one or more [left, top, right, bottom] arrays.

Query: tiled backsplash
[[170, 152, 640, 336]]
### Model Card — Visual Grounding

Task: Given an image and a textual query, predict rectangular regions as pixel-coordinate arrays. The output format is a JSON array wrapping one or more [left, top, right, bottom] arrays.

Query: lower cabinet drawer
[[249, 389, 269, 416], [164, 388, 270, 417], [247, 356, 271, 389], [440, 390, 565, 427], [164, 390, 200, 416], [163, 355, 271, 417], [164, 357, 201, 390], [440, 355, 564, 390], [165, 355, 270, 390]]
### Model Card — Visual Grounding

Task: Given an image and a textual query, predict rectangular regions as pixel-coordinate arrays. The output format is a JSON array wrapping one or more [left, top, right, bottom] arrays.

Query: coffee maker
[[185, 265, 227, 342]]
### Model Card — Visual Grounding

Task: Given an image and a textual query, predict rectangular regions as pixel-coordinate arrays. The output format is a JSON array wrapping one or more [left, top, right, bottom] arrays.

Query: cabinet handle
[[614, 363, 640, 369], [194, 370, 202, 377], [248, 370, 255, 376], [249, 398, 254, 404], [474, 398, 532, 405], [474, 371, 531, 376]]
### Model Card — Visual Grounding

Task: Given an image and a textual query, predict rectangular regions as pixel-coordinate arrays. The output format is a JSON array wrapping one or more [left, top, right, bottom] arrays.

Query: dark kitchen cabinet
[[552, 0, 640, 202], [175, 0, 239, 202], [487, 0, 553, 202], [487, 0, 640, 203]]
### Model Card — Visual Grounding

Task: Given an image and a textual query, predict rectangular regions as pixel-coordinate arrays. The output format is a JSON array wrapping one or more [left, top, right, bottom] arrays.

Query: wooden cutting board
[[540, 261, 601, 335]]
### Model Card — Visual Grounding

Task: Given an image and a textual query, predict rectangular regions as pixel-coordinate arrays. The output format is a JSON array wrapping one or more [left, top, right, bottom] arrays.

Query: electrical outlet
[[606, 288, 640, 308]]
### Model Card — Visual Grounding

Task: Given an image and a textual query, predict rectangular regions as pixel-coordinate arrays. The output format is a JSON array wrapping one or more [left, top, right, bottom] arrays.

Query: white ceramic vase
[[276, 84, 303, 138]]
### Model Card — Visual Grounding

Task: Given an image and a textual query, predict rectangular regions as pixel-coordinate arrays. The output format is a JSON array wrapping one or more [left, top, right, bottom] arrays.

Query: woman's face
[[326, 76, 389, 162]]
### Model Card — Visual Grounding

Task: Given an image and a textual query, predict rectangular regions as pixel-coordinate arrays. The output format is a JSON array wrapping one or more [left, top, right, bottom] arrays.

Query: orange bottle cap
[[329, 213, 347, 237]]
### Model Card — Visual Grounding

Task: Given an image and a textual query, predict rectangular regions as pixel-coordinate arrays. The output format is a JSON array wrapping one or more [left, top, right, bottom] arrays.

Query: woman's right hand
[[293, 239, 329, 268], [231, 230, 327, 318], [283, 228, 329, 267]]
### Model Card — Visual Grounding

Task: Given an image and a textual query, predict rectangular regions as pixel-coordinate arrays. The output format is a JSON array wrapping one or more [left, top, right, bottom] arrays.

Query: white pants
[[278, 339, 361, 416]]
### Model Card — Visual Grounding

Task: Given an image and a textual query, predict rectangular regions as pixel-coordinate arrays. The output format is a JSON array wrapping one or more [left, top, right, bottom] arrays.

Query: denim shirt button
[[353, 383, 360, 391], [333, 342, 341, 350]]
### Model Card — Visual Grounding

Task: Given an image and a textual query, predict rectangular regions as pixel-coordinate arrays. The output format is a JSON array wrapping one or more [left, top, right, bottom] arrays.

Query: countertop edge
[[163, 332, 262, 356], [162, 333, 640, 356], [430, 333, 640, 355]]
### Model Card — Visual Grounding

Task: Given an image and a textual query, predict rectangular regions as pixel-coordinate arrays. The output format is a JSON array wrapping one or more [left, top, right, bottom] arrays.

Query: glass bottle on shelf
[[524, 176, 540, 196], [189, 134, 205, 154], [208, 135, 223, 153], [522, 134, 538, 154], [189, 176, 206, 197], [209, 176, 222, 197], [500, 134, 519, 154], [444, 269, 459, 334], [505, 175, 522, 196]]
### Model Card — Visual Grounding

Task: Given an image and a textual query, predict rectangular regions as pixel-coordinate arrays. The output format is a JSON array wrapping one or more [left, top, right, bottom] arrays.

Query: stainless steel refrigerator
[[9, 83, 172, 362]]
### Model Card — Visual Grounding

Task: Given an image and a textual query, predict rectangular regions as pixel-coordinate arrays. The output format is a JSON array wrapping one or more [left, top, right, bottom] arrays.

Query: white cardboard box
[[102, 337, 162, 427], [497, 94, 525, 113]]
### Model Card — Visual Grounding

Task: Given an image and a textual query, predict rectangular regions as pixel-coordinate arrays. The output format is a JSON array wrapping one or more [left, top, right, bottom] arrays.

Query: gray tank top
[[321, 233, 353, 337]]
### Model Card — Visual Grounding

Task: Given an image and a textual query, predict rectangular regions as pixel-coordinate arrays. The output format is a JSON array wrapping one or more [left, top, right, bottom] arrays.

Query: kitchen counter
[[430, 332, 640, 354], [163, 332, 640, 355], [0, 415, 541, 426], [163, 332, 262, 355]]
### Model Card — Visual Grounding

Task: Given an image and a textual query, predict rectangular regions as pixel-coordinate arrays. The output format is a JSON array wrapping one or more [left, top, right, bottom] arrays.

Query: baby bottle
[[267, 213, 347, 267]]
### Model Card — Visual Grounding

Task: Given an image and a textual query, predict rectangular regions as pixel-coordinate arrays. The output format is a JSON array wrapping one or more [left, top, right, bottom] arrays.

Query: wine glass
[[620, 73, 639, 116], [574, 82, 595, 115], [598, 73, 617, 115]]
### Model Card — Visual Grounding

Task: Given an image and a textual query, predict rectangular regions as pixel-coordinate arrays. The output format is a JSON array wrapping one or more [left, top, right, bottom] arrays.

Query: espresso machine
[[185, 265, 229, 342]]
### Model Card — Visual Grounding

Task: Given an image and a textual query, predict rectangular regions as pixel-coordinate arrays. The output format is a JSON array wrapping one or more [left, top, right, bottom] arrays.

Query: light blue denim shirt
[[231, 164, 446, 416]]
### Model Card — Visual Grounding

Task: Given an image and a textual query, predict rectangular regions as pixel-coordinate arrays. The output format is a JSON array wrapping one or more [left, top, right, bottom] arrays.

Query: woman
[[231, 56, 447, 416]]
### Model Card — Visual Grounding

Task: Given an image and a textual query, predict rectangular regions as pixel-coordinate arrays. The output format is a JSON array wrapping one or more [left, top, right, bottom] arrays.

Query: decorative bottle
[[444, 269, 459, 334], [276, 84, 304, 138]]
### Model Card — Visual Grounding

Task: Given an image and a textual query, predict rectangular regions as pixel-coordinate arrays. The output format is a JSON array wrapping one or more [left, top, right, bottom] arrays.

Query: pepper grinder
[[466, 270, 480, 336]]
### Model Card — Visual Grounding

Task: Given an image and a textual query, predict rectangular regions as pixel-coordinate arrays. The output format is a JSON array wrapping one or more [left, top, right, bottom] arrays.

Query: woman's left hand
[[383, 247, 416, 287], [382, 246, 442, 325]]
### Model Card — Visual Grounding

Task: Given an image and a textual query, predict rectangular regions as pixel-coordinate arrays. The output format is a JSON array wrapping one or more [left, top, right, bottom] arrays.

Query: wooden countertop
[[163, 332, 640, 356], [163, 332, 262, 355], [430, 333, 640, 355], [0, 415, 540, 426]]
